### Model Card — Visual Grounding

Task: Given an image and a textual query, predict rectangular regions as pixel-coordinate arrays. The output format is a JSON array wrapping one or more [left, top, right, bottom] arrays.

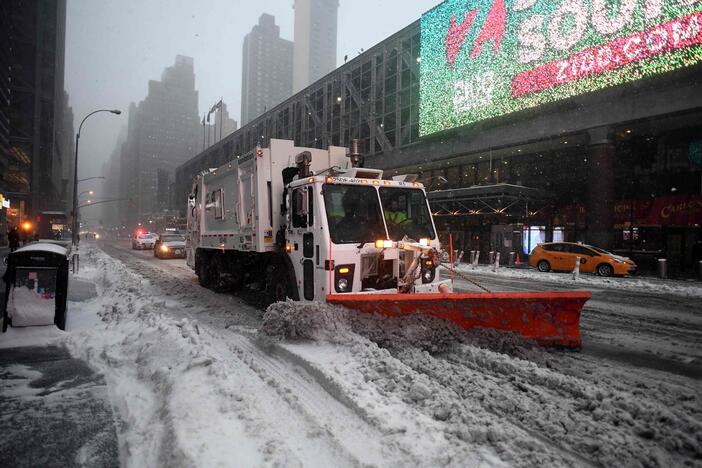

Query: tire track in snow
[[219, 332, 418, 466]]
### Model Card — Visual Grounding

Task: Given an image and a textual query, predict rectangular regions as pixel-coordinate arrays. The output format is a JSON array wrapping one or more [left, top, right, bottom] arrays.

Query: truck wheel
[[265, 264, 289, 303], [197, 255, 210, 287], [211, 257, 229, 293]]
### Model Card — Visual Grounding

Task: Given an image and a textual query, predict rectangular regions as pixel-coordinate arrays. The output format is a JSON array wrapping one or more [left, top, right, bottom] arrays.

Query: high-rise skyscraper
[[293, 0, 339, 93], [119, 56, 201, 224], [0, 0, 70, 239], [241, 14, 293, 126]]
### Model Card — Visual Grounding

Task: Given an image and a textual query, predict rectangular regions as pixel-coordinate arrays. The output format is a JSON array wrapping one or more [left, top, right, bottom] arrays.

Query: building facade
[[293, 0, 339, 93], [117, 56, 201, 226], [0, 0, 71, 244], [178, 2, 702, 275], [241, 14, 293, 126], [0, 0, 11, 244], [98, 135, 122, 229]]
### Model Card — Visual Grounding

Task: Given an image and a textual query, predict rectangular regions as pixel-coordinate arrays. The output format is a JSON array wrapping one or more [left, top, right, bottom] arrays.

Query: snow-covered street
[[2, 242, 701, 467]]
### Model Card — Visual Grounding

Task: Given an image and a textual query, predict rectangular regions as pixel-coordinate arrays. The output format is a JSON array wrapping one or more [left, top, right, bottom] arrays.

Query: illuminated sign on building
[[419, 0, 702, 136], [0, 194, 10, 209]]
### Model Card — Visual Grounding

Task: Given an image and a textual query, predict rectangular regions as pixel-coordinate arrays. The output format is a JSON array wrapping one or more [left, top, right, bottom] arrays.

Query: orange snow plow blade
[[326, 291, 592, 348]]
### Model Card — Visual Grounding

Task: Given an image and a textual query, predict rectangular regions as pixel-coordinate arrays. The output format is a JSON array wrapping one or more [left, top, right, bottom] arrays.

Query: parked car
[[132, 232, 157, 250], [529, 242, 636, 277], [154, 233, 186, 259]]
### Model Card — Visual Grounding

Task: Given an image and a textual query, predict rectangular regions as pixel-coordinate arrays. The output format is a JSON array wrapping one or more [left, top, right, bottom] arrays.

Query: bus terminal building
[[177, 0, 702, 275]]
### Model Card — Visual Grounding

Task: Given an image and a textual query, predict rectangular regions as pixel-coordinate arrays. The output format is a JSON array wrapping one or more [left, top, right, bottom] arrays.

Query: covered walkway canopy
[[427, 184, 549, 218]]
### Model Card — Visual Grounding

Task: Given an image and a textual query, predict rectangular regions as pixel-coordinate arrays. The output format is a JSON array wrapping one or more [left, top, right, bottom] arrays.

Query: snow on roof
[[13, 242, 69, 257]]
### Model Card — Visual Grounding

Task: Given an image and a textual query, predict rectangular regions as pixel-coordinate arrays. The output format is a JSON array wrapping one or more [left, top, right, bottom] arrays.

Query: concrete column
[[586, 127, 615, 250]]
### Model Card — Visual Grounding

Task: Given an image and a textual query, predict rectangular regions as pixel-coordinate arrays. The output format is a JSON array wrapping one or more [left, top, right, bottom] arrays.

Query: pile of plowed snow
[[261, 300, 541, 359]]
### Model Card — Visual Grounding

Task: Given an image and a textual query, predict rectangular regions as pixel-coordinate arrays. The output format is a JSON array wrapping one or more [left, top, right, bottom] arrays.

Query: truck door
[[291, 186, 315, 300]]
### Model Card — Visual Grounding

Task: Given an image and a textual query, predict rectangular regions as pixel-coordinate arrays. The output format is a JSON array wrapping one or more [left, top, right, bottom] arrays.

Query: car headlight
[[160, 245, 169, 252]]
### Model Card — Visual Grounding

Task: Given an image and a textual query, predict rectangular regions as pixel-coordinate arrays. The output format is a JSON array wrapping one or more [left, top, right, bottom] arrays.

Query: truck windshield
[[324, 185, 386, 244], [379, 187, 436, 241]]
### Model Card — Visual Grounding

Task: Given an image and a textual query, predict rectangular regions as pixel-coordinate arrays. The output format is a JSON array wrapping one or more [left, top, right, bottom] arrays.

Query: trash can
[[2, 242, 69, 332]]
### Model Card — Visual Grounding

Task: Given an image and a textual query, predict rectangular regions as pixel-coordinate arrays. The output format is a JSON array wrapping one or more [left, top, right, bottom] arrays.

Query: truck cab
[[284, 169, 446, 301]]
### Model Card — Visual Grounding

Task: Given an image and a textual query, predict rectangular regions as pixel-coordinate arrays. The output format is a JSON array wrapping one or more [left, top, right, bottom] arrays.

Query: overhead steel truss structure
[[427, 184, 550, 219]]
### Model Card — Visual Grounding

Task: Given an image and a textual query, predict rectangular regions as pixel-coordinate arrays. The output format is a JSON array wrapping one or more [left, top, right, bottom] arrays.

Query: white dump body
[[187, 139, 347, 264]]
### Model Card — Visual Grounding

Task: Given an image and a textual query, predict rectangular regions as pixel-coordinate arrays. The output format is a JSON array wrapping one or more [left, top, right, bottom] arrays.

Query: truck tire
[[211, 255, 229, 293], [196, 251, 210, 288], [265, 264, 289, 303]]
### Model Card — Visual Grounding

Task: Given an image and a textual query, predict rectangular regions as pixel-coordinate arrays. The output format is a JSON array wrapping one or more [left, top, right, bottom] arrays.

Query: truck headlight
[[337, 278, 349, 292], [334, 264, 355, 293], [421, 257, 436, 283]]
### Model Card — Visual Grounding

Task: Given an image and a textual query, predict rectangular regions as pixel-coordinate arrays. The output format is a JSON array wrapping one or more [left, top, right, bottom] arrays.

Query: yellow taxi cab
[[528, 242, 636, 277]]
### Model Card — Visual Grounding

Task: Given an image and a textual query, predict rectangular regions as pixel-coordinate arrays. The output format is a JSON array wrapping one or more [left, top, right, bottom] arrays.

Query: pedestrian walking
[[8, 226, 20, 252]]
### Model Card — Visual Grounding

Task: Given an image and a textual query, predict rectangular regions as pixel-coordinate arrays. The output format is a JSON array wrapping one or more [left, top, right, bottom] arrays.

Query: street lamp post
[[72, 109, 121, 247], [77, 176, 105, 183]]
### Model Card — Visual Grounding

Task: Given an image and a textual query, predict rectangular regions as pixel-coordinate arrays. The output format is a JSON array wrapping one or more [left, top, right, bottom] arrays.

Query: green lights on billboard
[[419, 0, 702, 137]]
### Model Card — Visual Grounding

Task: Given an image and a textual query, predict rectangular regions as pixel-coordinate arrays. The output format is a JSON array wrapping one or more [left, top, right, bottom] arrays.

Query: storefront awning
[[427, 184, 549, 218]]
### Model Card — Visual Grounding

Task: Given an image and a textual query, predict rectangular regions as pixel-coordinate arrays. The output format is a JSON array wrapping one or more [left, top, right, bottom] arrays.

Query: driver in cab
[[384, 197, 410, 237]]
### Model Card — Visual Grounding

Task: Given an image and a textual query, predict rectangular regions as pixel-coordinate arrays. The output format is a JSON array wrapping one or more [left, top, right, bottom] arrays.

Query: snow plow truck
[[186, 139, 591, 347]]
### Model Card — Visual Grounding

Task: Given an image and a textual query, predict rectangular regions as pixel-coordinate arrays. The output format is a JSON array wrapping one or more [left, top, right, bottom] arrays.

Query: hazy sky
[[65, 0, 441, 193]]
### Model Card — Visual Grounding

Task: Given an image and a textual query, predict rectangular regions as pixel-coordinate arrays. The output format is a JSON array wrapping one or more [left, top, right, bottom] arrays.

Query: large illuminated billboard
[[419, 0, 702, 137]]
